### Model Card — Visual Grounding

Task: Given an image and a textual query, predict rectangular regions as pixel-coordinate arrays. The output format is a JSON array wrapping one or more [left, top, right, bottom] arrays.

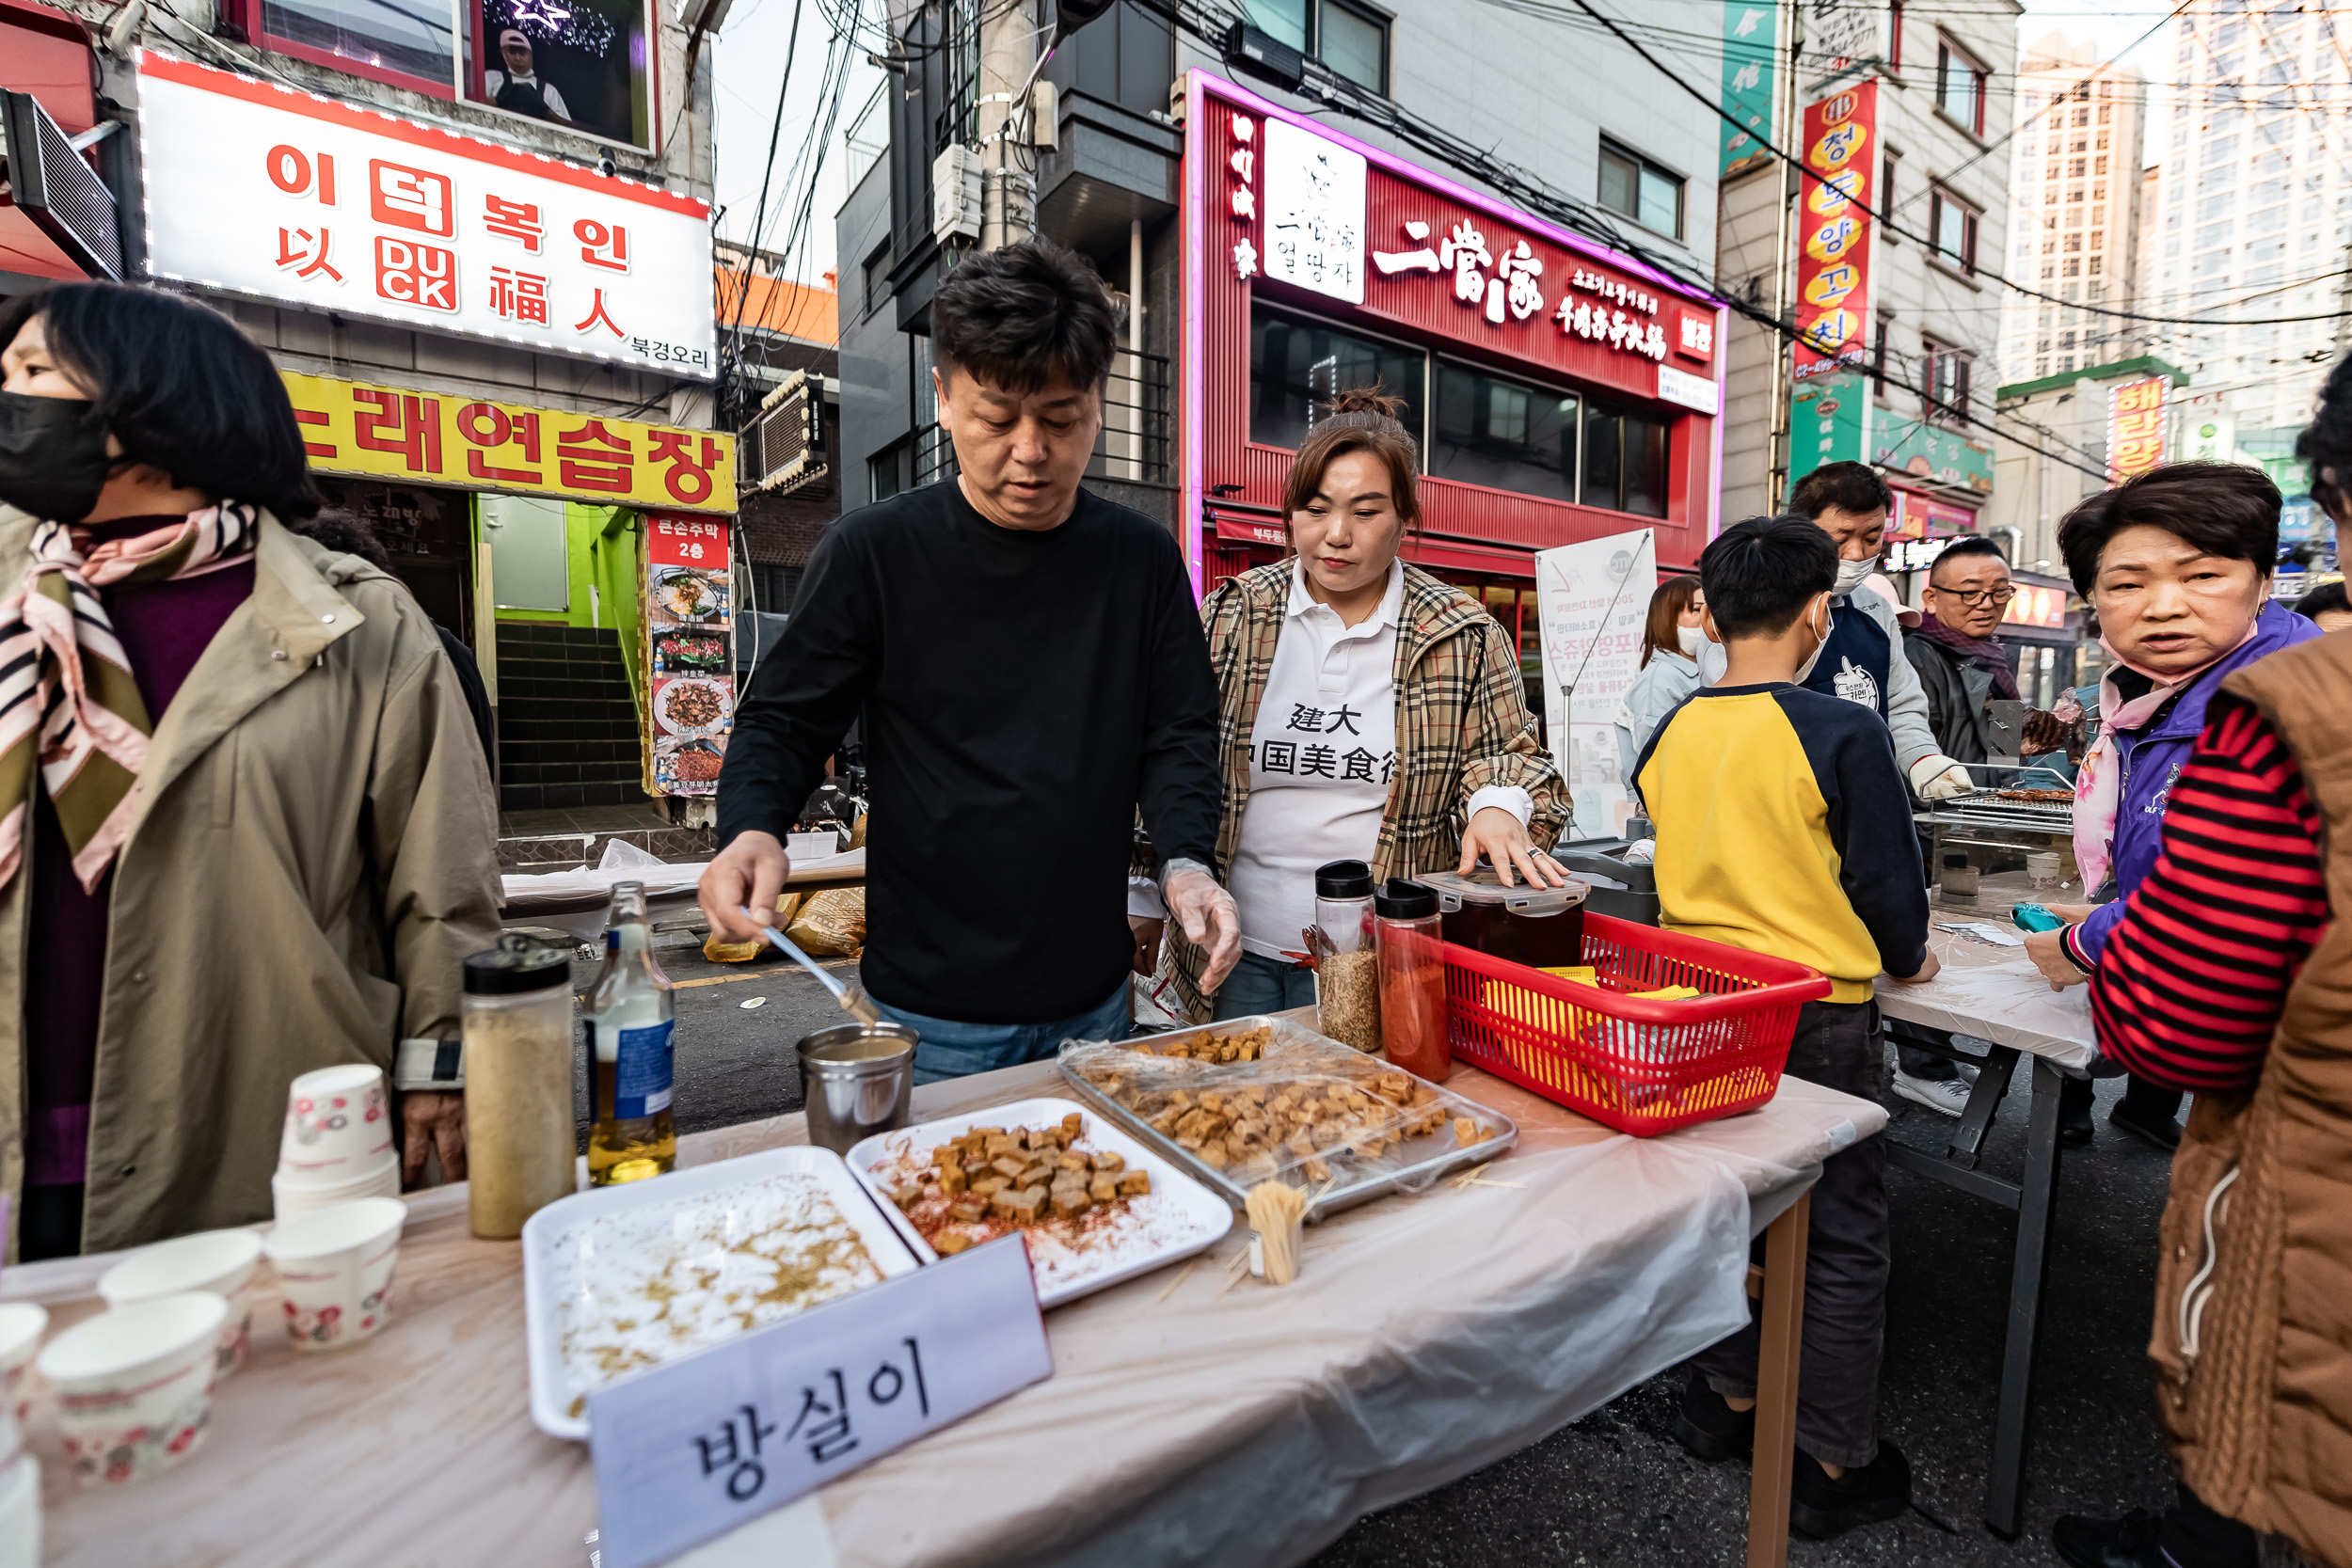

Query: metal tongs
[[742, 907, 883, 1026]]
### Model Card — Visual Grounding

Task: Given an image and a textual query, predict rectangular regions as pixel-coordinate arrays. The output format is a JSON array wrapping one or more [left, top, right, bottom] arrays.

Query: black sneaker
[[2051, 1509, 2166, 1568], [1669, 1370, 1755, 1463], [1789, 1441, 1911, 1539], [2108, 1102, 2183, 1152]]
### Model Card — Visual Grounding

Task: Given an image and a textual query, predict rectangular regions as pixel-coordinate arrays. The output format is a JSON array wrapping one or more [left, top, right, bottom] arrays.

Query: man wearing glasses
[[1905, 537, 2069, 766]]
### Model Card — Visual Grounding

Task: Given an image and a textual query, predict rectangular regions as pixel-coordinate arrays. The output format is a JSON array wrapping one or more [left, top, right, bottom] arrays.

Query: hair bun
[[1327, 386, 1406, 419]]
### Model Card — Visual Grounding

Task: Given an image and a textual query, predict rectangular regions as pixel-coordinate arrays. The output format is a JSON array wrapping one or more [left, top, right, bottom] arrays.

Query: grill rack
[[1916, 788, 2077, 835]]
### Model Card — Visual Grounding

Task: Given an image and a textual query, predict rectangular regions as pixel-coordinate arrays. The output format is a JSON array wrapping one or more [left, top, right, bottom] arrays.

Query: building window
[[745, 562, 803, 616], [1937, 37, 1987, 135], [1242, 0, 1387, 92], [1581, 399, 1669, 518], [1249, 305, 1428, 454], [1880, 150, 1899, 236], [236, 0, 458, 97], [862, 243, 891, 321], [1887, 1, 1902, 68], [1318, 1, 1389, 92], [1431, 362, 1579, 504], [1929, 185, 1979, 271], [868, 445, 904, 502], [1924, 340, 1973, 425], [1871, 314, 1894, 398], [1597, 140, 1685, 239]]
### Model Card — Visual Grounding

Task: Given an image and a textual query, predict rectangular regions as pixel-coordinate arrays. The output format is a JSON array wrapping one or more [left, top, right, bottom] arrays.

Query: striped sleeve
[[2086, 697, 2330, 1095]]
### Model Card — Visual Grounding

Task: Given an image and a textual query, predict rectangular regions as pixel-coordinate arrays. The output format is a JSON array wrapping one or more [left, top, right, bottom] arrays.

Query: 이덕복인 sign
[[138, 51, 716, 377]]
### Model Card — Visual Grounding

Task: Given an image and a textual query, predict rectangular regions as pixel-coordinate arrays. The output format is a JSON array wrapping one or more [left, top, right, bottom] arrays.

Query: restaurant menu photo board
[[644, 515, 732, 797]]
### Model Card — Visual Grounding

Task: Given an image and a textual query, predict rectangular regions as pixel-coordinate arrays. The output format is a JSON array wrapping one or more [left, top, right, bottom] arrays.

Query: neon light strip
[[1182, 69, 1208, 599]]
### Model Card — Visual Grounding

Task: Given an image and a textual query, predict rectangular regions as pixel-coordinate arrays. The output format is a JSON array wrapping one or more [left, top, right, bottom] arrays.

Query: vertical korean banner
[[2105, 377, 2169, 486], [1792, 81, 1875, 382], [1536, 529, 1657, 840], [1721, 1, 1778, 177], [644, 516, 733, 797]]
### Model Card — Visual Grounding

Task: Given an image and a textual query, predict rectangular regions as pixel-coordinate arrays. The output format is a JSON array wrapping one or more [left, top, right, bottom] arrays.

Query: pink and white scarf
[[2071, 622, 2258, 892], [0, 502, 259, 892]]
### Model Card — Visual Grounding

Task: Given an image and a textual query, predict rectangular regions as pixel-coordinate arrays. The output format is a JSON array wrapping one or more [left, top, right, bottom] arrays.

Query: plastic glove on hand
[[1909, 754, 1975, 801], [1167, 868, 1242, 994]]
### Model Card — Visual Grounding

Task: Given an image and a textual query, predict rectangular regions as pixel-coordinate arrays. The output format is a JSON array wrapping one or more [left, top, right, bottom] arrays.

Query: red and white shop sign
[[648, 514, 729, 567], [137, 52, 715, 377]]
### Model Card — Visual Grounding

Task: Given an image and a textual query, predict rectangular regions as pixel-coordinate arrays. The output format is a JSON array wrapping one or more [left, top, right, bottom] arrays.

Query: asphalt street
[[628, 942, 2182, 1563]]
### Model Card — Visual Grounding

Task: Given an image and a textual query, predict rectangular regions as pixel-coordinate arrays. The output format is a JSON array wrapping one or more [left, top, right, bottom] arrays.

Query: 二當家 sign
[[585, 1235, 1052, 1568]]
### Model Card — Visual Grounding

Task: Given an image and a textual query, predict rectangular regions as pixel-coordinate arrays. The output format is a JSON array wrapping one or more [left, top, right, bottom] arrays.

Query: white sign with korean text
[[1260, 115, 1366, 304], [1536, 529, 1657, 838], [137, 52, 717, 378], [586, 1235, 1052, 1568]]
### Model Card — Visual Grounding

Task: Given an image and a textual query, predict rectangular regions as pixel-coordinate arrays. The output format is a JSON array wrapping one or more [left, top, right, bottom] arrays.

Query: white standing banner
[[137, 51, 717, 378], [1535, 529, 1657, 839]]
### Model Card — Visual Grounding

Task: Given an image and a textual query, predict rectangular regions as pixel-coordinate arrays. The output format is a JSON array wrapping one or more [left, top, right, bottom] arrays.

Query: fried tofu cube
[[1453, 1117, 1481, 1145], [993, 1185, 1049, 1223], [1173, 1108, 1211, 1140], [1061, 1112, 1083, 1138], [985, 1133, 1020, 1159], [991, 1155, 1027, 1180], [1311, 1123, 1343, 1151], [1167, 1089, 1195, 1112], [1175, 1129, 1206, 1150], [1409, 1085, 1438, 1107], [1150, 1109, 1183, 1134], [1286, 1129, 1316, 1159], [933, 1231, 972, 1256], [1057, 1150, 1089, 1173], [891, 1184, 922, 1210], [938, 1164, 968, 1196], [971, 1175, 1008, 1198], [1216, 1040, 1240, 1063], [1089, 1173, 1120, 1203], [1305, 1158, 1330, 1182], [1050, 1183, 1092, 1220], [947, 1198, 986, 1224], [1199, 1091, 1225, 1114], [1200, 1143, 1230, 1169], [931, 1144, 961, 1170], [1117, 1170, 1152, 1197], [1091, 1150, 1124, 1175], [1224, 1132, 1252, 1161]]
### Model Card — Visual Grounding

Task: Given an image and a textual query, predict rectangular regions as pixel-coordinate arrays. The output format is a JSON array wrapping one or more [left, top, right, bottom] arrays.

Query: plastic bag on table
[[704, 891, 805, 963], [787, 886, 866, 957]]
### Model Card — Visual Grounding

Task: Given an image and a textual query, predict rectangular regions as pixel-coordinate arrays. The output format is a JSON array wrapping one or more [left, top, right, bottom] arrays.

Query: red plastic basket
[[1443, 912, 1834, 1136]]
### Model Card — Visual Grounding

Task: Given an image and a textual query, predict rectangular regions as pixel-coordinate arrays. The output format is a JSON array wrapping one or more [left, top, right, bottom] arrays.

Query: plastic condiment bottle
[[1375, 878, 1450, 1081], [1310, 859, 1380, 1052], [463, 934, 576, 1239]]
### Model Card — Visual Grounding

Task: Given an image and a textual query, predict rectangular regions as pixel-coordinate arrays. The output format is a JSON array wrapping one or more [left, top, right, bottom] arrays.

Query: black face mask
[[0, 391, 114, 521]]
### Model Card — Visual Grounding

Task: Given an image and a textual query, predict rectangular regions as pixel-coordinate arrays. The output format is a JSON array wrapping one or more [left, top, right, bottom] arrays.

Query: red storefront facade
[[1179, 71, 1729, 655]]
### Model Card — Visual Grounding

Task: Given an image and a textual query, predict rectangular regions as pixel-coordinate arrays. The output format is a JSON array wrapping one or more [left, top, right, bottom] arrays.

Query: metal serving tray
[[1056, 1015, 1517, 1222]]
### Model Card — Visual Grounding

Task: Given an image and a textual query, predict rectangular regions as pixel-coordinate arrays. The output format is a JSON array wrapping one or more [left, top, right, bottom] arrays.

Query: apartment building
[[1996, 35, 2148, 381], [2137, 2, 2352, 436]]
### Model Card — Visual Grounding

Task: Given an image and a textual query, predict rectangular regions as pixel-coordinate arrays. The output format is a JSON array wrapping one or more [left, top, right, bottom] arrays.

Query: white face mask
[[1791, 596, 1833, 685], [1677, 624, 1707, 657], [1832, 557, 1878, 597]]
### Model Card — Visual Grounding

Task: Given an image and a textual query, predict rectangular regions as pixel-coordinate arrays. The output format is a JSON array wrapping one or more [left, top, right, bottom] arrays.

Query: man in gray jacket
[[1697, 463, 1976, 1115]]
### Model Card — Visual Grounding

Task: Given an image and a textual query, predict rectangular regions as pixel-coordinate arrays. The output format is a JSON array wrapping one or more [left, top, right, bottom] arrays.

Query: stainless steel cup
[[796, 1022, 917, 1154]]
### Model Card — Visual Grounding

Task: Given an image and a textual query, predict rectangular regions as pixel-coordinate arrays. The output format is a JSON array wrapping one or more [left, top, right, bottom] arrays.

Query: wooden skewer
[[1155, 1258, 1200, 1304]]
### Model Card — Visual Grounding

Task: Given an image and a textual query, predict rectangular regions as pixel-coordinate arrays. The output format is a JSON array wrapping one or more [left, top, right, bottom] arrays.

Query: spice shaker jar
[[1375, 879, 1449, 1081], [462, 934, 576, 1239], [1309, 859, 1379, 1052]]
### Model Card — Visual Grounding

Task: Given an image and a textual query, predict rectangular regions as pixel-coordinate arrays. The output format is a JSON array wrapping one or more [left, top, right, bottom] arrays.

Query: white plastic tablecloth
[[10, 1058, 1882, 1568], [1876, 927, 2099, 1072]]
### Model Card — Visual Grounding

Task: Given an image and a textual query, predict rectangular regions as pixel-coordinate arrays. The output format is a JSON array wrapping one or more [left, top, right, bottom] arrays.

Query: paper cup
[[272, 1154, 401, 1225], [278, 1064, 394, 1178], [0, 1402, 36, 1568], [99, 1230, 264, 1377], [0, 1304, 45, 1427], [265, 1198, 406, 1353], [37, 1292, 226, 1488]]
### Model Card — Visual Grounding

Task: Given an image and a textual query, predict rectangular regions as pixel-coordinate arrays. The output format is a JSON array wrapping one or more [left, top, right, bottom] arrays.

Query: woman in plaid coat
[[1143, 389, 1569, 1023]]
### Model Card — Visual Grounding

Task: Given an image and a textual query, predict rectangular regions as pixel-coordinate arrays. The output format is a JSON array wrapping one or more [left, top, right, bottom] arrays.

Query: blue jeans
[[1210, 950, 1318, 1021], [877, 983, 1132, 1085]]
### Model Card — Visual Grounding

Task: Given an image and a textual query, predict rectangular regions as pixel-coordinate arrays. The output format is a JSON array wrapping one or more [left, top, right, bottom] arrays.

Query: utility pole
[[976, 0, 1038, 250], [1763, 0, 1803, 513]]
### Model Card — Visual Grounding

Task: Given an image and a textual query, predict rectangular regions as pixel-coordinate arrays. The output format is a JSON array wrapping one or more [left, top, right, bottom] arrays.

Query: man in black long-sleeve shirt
[[702, 241, 1240, 1080]]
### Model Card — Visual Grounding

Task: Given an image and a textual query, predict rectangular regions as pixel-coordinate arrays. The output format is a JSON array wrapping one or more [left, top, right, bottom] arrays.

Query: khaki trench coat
[[0, 511, 502, 1259]]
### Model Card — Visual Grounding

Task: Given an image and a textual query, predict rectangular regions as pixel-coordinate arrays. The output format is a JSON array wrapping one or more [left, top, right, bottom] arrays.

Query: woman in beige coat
[[0, 284, 501, 1259]]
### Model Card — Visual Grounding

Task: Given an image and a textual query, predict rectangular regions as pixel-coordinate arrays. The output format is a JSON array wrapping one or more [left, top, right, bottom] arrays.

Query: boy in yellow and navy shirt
[[1633, 514, 1938, 1542]]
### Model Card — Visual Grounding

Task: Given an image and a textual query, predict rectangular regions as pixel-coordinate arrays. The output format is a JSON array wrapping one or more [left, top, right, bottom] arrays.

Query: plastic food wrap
[[1057, 1015, 1516, 1216]]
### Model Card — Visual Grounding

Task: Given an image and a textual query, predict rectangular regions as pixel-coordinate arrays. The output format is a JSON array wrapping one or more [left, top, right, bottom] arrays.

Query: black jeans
[[1694, 998, 1890, 1468], [20, 1182, 84, 1260], [2162, 1481, 2259, 1567]]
